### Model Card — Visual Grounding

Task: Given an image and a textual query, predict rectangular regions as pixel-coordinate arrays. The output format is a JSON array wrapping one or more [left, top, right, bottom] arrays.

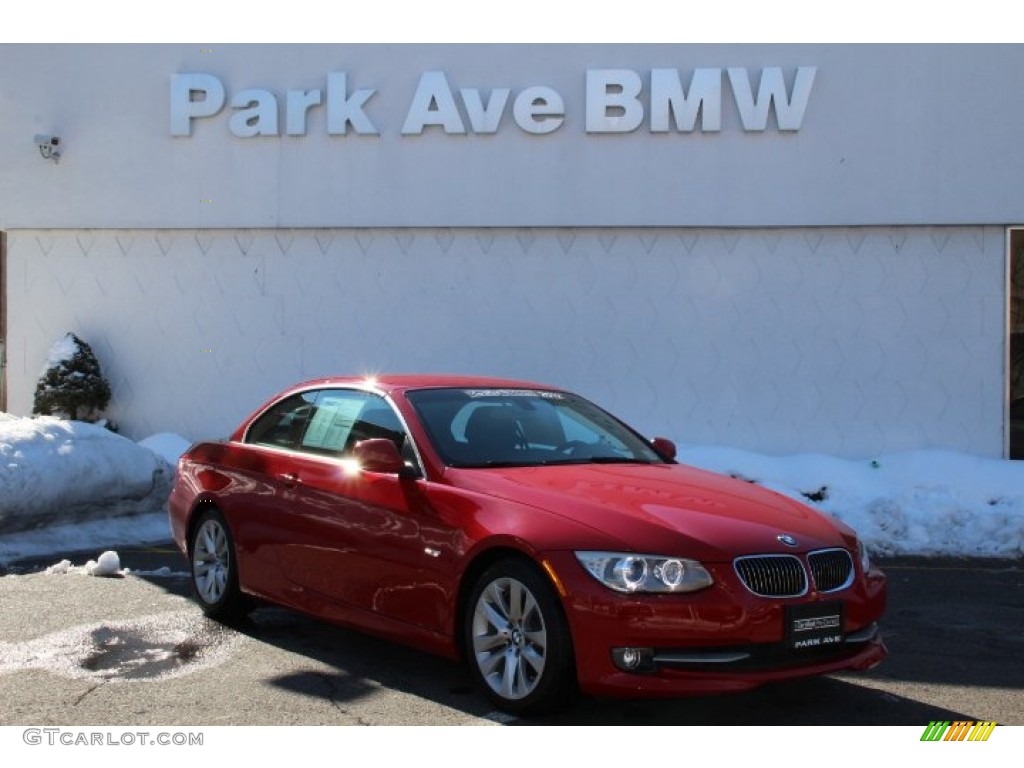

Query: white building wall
[[6, 225, 1006, 458], [3, 45, 1024, 230]]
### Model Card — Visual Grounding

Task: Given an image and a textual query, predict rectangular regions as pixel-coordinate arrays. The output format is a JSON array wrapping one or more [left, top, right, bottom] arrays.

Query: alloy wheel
[[192, 518, 230, 606], [471, 576, 548, 701]]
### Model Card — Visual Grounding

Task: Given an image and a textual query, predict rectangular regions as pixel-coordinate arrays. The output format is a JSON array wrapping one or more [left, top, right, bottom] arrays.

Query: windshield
[[406, 387, 668, 468]]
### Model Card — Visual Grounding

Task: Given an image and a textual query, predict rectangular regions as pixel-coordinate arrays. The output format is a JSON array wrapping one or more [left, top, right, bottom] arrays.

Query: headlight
[[857, 538, 871, 572], [575, 552, 713, 594]]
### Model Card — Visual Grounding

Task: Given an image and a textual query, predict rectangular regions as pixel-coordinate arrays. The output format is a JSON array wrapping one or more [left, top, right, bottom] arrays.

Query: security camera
[[34, 134, 61, 163]]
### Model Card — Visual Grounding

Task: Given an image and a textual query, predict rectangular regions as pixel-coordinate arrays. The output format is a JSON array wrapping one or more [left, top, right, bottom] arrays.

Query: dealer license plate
[[787, 601, 844, 650]]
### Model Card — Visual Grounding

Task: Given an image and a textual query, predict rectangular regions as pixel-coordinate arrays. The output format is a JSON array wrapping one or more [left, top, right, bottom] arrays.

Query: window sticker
[[302, 396, 365, 451]]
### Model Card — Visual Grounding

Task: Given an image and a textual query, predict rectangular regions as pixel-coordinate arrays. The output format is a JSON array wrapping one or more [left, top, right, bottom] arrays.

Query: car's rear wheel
[[464, 559, 575, 715], [189, 508, 249, 622]]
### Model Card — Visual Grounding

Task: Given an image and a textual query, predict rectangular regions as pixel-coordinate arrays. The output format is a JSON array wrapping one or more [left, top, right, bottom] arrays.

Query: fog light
[[612, 647, 655, 673]]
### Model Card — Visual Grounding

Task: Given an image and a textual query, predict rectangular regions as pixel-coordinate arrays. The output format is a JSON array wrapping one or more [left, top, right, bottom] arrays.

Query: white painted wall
[[2, 45, 1024, 228], [0, 45, 1015, 457], [5, 226, 1006, 458]]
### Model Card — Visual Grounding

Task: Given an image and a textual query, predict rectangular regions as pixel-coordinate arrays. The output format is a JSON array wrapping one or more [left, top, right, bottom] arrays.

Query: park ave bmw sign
[[170, 67, 816, 138]]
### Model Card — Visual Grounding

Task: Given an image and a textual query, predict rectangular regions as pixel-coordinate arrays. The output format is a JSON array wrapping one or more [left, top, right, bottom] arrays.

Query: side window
[[246, 391, 319, 449], [301, 389, 412, 462]]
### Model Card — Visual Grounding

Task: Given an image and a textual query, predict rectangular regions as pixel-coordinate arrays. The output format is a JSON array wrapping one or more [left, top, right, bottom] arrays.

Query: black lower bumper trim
[[649, 623, 881, 672]]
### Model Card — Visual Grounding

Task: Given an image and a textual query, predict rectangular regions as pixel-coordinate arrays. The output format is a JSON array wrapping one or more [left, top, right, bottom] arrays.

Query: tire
[[189, 508, 250, 622], [464, 559, 576, 715]]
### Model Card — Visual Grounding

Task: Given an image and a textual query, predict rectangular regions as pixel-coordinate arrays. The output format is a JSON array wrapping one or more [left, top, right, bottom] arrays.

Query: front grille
[[808, 548, 854, 592], [733, 555, 807, 597]]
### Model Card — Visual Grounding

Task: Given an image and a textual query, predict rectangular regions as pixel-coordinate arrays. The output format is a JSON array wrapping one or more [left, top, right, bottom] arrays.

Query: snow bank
[[0, 415, 173, 534], [678, 445, 1024, 558], [0, 511, 171, 567]]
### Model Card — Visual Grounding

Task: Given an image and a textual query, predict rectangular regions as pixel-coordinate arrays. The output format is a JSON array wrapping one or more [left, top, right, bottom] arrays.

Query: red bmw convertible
[[169, 374, 886, 714]]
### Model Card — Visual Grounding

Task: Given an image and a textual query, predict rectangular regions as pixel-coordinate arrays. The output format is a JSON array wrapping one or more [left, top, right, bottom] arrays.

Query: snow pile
[[35, 552, 187, 578], [0, 513, 172, 567], [91, 549, 122, 576], [44, 550, 122, 577], [678, 446, 1024, 558], [0, 414, 173, 534]]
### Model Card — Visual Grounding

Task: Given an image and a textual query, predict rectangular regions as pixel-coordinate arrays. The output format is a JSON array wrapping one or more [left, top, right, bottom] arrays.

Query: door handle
[[279, 472, 300, 488]]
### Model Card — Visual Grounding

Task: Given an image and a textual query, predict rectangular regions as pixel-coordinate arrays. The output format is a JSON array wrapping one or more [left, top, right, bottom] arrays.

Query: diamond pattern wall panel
[[5, 226, 1007, 458]]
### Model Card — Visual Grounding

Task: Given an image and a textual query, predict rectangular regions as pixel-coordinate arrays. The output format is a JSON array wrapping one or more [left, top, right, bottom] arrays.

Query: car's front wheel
[[189, 508, 249, 622], [464, 559, 575, 715]]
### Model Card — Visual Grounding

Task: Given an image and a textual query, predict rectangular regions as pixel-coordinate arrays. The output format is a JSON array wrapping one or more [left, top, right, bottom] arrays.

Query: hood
[[446, 462, 853, 562]]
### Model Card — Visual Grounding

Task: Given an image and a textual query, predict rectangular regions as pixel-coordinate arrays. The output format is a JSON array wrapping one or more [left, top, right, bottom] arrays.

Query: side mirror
[[353, 438, 406, 474], [651, 437, 677, 461]]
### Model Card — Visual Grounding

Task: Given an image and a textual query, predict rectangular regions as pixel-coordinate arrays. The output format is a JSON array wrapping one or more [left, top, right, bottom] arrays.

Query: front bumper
[[542, 551, 888, 698]]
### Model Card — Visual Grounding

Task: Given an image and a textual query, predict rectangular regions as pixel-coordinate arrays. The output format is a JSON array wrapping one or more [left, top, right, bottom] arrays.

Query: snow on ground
[[0, 510, 172, 568], [45, 549, 121, 576], [1, 410, 1023, 568], [678, 445, 1024, 558], [0, 414, 173, 534], [34, 548, 188, 578]]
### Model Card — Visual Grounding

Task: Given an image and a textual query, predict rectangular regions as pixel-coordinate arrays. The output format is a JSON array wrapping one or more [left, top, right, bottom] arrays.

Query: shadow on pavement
[[236, 603, 974, 725]]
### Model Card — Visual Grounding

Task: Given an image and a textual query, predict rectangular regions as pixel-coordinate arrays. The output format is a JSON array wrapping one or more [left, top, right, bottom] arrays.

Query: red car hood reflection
[[446, 463, 852, 561]]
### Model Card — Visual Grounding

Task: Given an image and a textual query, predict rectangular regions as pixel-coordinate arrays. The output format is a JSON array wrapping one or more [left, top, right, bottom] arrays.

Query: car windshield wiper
[[453, 456, 659, 469], [531, 456, 656, 466], [586, 456, 657, 464], [456, 460, 542, 468]]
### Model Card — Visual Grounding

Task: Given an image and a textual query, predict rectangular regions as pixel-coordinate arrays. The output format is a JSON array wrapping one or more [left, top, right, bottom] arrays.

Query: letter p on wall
[[170, 74, 226, 136]]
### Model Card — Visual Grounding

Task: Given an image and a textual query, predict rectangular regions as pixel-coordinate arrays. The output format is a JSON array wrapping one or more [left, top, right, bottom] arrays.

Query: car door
[[221, 389, 319, 600], [274, 388, 457, 634]]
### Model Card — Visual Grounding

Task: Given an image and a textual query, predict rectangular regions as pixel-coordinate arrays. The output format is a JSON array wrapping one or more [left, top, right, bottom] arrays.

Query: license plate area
[[787, 601, 844, 650]]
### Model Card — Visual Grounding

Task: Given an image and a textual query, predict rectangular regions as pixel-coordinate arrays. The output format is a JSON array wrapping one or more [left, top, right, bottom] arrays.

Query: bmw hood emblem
[[777, 534, 799, 547]]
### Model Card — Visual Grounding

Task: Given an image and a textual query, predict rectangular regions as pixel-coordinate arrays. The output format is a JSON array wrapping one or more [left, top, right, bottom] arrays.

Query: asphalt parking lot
[[1, 547, 1021, 726]]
